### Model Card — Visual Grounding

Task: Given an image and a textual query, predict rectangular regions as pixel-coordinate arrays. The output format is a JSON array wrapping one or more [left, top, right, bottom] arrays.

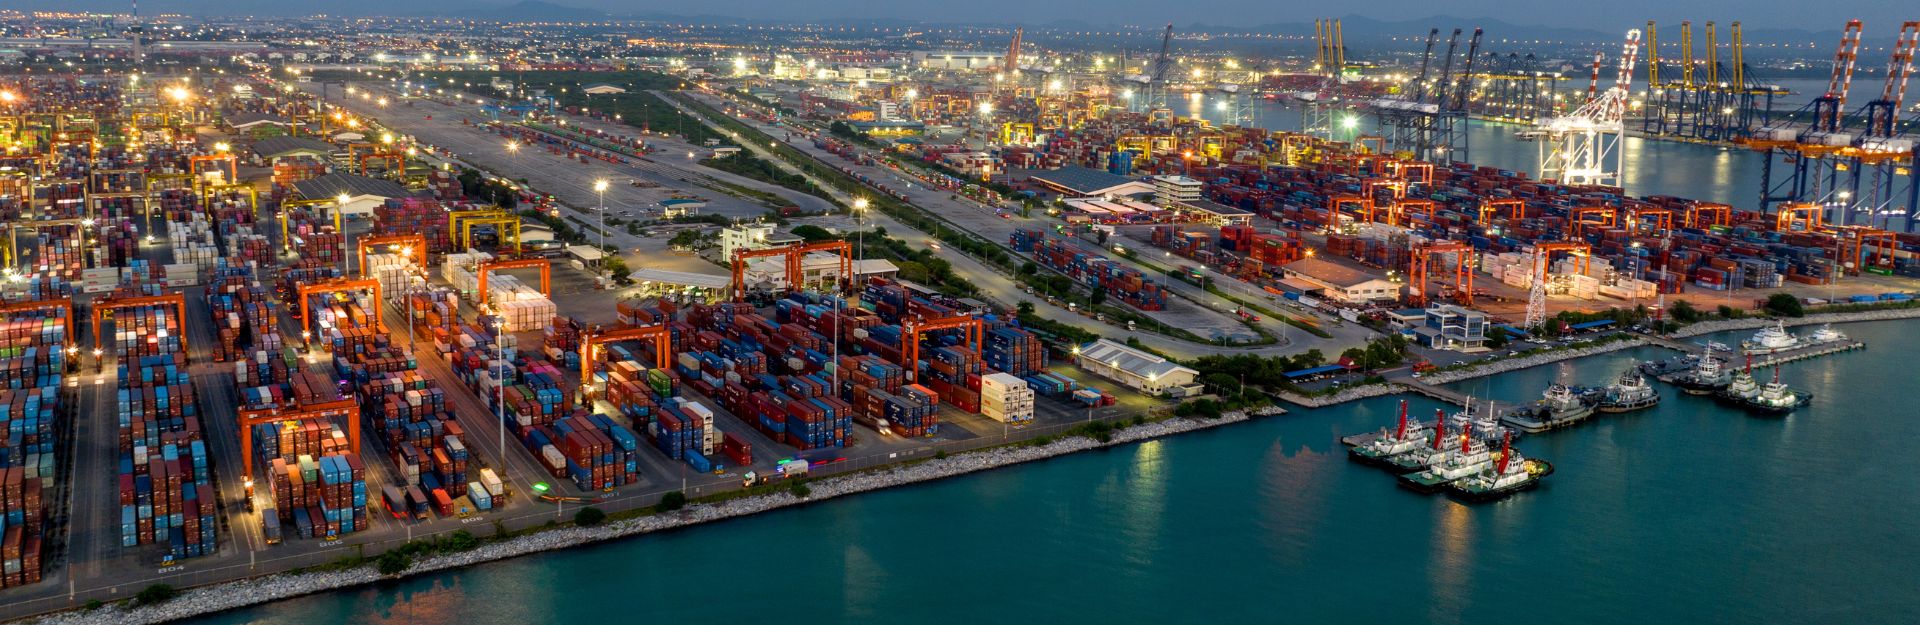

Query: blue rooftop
[[1284, 364, 1349, 379], [1568, 319, 1616, 330]]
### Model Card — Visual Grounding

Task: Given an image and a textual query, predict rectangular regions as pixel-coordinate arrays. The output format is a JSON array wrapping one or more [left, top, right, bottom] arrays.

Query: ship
[[1596, 366, 1661, 413], [1384, 409, 1464, 474], [1731, 366, 1812, 415], [1347, 400, 1433, 466], [1398, 432, 1494, 493], [1671, 343, 1733, 395], [1716, 355, 1765, 405], [1741, 320, 1800, 355], [1499, 384, 1597, 433], [1448, 397, 1518, 445], [1448, 433, 1554, 502], [1804, 323, 1848, 345]]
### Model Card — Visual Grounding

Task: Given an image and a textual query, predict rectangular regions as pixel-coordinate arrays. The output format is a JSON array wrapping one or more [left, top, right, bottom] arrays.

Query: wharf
[[1397, 379, 1472, 408], [1647, 336, 1866, 369]]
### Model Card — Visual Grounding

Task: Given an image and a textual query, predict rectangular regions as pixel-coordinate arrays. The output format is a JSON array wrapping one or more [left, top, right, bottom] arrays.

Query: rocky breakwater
[[1670, 307, 1920, 338], [1418, 337, 1650, 385], [22, 413, 1253, 625]]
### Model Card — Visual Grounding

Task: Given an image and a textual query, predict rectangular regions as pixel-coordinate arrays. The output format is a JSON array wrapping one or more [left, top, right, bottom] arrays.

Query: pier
[[1647, 336, 1867, 369], [1395, 379, 1474, 408]]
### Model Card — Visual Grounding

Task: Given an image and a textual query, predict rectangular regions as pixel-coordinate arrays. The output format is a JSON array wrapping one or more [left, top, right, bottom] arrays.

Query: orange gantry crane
[[1775, 202, 1825, 232], [1685, 202, 1732, 228], [1829, 225, 1897, 274], [0, 298, 75, 352], [1408, 241, 1476, 307], [477, 258, 552, 306], [901, 314, 984, 382], [237, 398, 359, 498], [1626, 204, 1674, 236], [1326, 195, 1372, 228], [1479, 198, 1528, 226], [296, 278, 383, 338], [188, 153, 238, 186], [1394, 199, 1437, 225], [578, 323, 672, 397], [1532, 241, 1593, 284], [1568, 205, 1618, 237], [90, 293, 188, 354], [729, 241, 854, 301], [355, 233, 428, 277]]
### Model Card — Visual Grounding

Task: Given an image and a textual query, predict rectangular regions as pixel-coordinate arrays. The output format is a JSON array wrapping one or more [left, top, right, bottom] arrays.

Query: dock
[[1648, 337, 1866, 369], [1397, 379, 1473, 408]]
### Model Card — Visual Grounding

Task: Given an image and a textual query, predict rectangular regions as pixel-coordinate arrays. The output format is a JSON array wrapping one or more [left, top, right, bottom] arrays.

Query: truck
[[382, 486, 409, 520], [260, 508, 283, 545]]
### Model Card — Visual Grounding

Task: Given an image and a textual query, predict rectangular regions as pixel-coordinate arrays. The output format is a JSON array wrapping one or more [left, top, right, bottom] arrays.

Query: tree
[[1016, 301, 1035, 317], [1090, 287, 1108, 307], [1020, 261, 1039, 276], [1296, 349, 1326, 369], [789, 480, 812, 498], [654, 491, 687, 513], [1669, 299, 1702, 323], [1764, 292, 1806, 317], [133, 584, 181, 606], [790, 224, 837, 242], [1486, 326, 1511, 349], [376, 550, 411, 576], [1095, 229, 1110, 244], [574, 506, 608, 527]]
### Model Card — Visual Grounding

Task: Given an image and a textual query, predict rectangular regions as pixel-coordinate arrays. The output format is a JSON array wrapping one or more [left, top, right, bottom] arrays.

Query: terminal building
[[1278, 257, 1400, 304], [1412, 305, 1490, 351]]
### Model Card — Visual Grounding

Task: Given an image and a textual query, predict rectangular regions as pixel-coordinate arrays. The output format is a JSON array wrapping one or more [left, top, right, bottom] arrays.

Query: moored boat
[[1596, 366, 1661, 413], [1398, 433, 1494, 493], [1732, 366, 1812, 415], [1804, 323, 1848, 345], [1384, 409, 1462, 474], [1449, 433, 1554, 502], [1499, 384, 1597, 433], [1671, 343, 1732, 395], [1348, 400, 1433, 465], [1742, 320, 1800, 355]]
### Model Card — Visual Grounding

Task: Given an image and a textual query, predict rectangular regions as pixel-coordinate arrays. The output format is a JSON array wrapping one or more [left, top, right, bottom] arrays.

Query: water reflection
[[1255, 438, 1329, 563], [1118, 440, 1168, 570], [1425, 502, 1475, 625]]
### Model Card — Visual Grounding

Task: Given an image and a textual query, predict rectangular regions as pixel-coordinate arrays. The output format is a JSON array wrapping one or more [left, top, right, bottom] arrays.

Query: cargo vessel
[[1448, 433, 1553, 502], [1500, 384, 1597, 432], [1346, 400, 1433, 466], [1741, 321, 1800, 355], [1596, 367, 1661, 413]]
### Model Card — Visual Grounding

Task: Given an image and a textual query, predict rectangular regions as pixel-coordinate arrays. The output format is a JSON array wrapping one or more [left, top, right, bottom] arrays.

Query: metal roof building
[[1026, 166, 1156, 198], [1076, 339, 1200, 396], [251, 136, 333, 160]]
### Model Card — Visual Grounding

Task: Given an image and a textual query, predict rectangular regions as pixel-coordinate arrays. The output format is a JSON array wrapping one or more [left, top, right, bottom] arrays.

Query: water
[[193, 318, 1920, 625]]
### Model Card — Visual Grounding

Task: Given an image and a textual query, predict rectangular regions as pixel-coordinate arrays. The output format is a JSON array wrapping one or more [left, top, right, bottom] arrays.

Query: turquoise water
[[193, 318, 1920, 625]]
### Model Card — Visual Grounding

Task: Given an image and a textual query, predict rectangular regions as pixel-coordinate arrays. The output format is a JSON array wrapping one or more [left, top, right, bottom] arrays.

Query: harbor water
[[191, 318, 1920, 625]]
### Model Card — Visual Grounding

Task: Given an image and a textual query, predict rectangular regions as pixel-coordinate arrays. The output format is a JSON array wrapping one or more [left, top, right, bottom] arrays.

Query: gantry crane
[[1326, 195, 1372, 229], [1479, 198, 1528, 225], [1408, 241, 1475, 307], [477, 257, 551, 307], [1525, 242, 1592, 327], [90, 292, 188, 354], [1537, 28, 1642, 187], [188, 153, 238, 188], [355, 233, 428, 277], [204, 183, 261, 218], [1626, 204, 1674, 236], [237, 398, 358, 499], [450, 208, 521, 251], [1569, 205, 1618, 237], [901, 314, 984, 382], [1751, 20, 1865, 217], [0, 298, 74, 352], [729, 241, 854, 301], [1775, 202, 1826, 232], [1685, 202, 1732, 228], [296, 278, 383, 339], [579, 323, 671, 398], [278, 197, 345, 248]]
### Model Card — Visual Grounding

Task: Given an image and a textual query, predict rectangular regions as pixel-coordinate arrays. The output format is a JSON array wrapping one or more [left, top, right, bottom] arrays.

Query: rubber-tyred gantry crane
[[296, 278, 383, 338], [729, 241, 853, 301], [1569, 205, 1618, 237], [477, 257, 551, 307], [355, 233, 428, 277], [1479, 198, 1528, 225], [1685, 202, 1732, 228], [1408, 241, 1475, 307], [1394, 198, 1437, 225], [1829, 224, 1897, 274], [579, 323, 671, 398], [1776, 202, 1826, 232], [1626, 203, 1674, 235], [237, 398, 358, 498], [902, 314, 984, 382], [1326, 195, 1372, 229], [0, 298, 74, 351], [91, 293, 187, 354]]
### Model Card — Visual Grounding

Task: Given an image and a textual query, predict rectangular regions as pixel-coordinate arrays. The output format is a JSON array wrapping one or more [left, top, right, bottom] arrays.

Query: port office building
[[1076, 339, 1200, 396], [1278, 257, 1400, 304]]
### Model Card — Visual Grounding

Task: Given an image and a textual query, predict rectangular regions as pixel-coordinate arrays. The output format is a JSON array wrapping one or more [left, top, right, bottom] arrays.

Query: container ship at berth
[[1347, 400, 1433, 466], [1500, 384, 1598, 432]]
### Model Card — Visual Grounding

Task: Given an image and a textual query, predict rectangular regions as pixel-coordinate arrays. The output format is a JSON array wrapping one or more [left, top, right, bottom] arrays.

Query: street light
[[594, 179, 609, 284]]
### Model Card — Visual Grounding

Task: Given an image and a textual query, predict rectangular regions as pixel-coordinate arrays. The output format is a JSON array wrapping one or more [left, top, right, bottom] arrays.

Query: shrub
[[789, 481, 812, 498], [574, 506, 608, 527], [376, 551, 411, 576], [133, 584, 180, 606], [654, 491, 688, 513]]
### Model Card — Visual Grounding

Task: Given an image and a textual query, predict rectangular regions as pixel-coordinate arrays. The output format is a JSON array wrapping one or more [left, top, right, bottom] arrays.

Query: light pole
[[496, 317, 507, 462], [594, 179, 609, 285], [398, 245, 416, 351], [335, 193, 351, 275]]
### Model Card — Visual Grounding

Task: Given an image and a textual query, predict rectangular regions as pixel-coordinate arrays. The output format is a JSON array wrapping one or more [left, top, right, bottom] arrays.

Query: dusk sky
[[11, 0, 1916, 33]]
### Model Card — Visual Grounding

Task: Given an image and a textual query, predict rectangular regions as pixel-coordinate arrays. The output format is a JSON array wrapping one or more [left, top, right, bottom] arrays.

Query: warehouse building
[[1279, 257, 1400, 304], [1026, 166, 1155, 199], [1076, 339, 1200, 396], [290, 173, 412, 218]]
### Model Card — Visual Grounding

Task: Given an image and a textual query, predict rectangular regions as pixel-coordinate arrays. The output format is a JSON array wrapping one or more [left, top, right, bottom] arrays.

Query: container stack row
[[0, 304, 65, 588], [116, 354, 217, 561]]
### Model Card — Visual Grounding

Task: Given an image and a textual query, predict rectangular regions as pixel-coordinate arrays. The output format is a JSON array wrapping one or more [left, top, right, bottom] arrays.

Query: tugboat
[[1447, 398, 1518, 445], [1596, 367, 1661, 413], [1804, 323, 1848, 345], [1449, 432, 1554, 502], [1399, 431, 1494, 493], [1742, 320, 1800, 355], [1716, 355, 1764, 405], [1671, 344, 1733, 395], [1385, 409, 1461, 474], [1500, 384, 1597, 433], [1348, 400, 1433, 466], [1732, 366, 1813, 415]]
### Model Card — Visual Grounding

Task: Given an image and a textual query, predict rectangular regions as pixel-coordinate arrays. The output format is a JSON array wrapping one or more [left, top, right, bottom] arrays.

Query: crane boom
[[1451, 28, 1483, 113], [1413, 28, 1439, 103]]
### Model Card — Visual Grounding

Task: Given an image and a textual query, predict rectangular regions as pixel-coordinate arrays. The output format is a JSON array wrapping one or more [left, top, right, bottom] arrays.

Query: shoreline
[[1667, 306, 1920, 338], [18, 413, 1252, 625]]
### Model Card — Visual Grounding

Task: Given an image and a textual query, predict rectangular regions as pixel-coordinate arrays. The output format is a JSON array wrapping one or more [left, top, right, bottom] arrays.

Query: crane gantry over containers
[[1746, 20, 1920, 232]]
